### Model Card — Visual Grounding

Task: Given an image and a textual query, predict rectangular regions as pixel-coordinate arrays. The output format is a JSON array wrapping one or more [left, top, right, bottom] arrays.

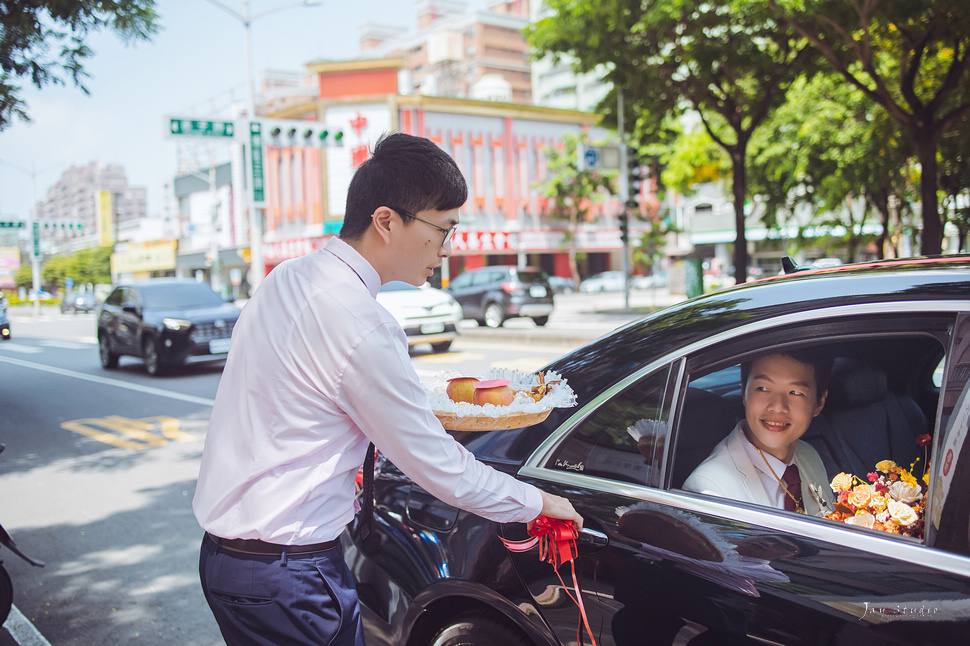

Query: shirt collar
[[738, 424, 794, 476], [324, 237, 381, 298]]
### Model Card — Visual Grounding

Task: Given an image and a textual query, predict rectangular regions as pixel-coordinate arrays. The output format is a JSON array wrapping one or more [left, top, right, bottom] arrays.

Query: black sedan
[[345, 256, 970, 646], [96, 279, 240, 376]]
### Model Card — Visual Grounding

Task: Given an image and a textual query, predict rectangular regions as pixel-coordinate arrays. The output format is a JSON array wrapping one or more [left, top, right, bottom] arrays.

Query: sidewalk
[[457, 287, 687, 349]]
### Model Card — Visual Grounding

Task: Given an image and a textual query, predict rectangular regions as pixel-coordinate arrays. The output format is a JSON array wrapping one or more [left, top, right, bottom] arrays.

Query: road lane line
[[0, 356, 216, 406], [0, 343, 43, 354], [2, 604, 53, 646]]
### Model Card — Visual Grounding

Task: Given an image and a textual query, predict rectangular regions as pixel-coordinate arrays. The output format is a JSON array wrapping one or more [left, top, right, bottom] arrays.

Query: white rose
[[845, 512, 875, 529], [888, 499, 919, 527], [888, 480, 922, 504]]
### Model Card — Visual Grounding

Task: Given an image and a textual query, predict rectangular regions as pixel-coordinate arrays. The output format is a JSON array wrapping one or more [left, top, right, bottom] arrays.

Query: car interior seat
[[672, 387, 742, 488], [803, 359, 928, 478]]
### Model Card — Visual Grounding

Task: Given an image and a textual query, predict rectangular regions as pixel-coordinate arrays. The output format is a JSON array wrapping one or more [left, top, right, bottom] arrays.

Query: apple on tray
[[473, 379, 515, 407], [446, 376, 480, 404]]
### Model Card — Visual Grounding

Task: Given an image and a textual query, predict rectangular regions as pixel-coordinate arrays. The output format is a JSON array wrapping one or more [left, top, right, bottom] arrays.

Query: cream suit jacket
[[682, 424, 833, 516]]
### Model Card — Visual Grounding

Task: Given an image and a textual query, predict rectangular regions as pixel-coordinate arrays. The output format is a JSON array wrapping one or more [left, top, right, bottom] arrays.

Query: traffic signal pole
[[617, 91, 631, 310]]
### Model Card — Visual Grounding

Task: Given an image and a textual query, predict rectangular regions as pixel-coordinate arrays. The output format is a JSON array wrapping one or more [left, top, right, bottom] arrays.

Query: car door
[[115, 287, 144, 354], [510, 308, 970, 646]]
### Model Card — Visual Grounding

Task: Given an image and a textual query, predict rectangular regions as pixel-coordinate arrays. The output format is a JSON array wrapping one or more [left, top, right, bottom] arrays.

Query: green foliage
[[0, 0, 159, 129], [662, 128, 731, 197], [41, 254, 74, 290], [529, 0, 819, 283], [768, 0, 970, 254]]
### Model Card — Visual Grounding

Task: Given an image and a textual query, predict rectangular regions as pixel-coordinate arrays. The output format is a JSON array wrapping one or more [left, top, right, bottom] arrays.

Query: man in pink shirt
[[193, 132, 582, 645]]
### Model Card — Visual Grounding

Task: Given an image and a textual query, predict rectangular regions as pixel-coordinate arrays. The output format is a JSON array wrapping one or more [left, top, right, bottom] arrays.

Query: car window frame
[[522, 302, 970, 577]]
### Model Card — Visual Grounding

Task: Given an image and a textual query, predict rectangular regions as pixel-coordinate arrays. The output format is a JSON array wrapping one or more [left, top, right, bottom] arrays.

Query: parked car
[[346, 255, 970, 646], [60, 291, 98, 314], [579, 270, 627, 292], [445, 266, 554, 328], [377, 281, 462, 353], [547, 275, 578, 295], [0, 303, 9, 341], [97, 279, 241, 376]]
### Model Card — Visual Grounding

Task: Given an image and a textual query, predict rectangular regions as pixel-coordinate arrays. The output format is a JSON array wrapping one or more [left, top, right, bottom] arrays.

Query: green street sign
[[0, 221, 25, 228], [169, 117, 235, 138], [32, 221, 41, 258], [250, 121, 265, 204]]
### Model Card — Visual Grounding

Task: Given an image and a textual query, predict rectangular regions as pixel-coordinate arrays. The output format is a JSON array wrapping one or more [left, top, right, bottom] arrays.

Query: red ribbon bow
[[500, 516, 596, 646]]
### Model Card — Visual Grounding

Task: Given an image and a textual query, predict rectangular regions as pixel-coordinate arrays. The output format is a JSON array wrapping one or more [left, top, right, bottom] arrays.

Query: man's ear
[[371, 207, 395, 243], [813, 389, 828, 417]]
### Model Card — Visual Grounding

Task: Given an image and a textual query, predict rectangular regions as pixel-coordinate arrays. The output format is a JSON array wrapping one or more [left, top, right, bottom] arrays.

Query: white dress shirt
[[739, 430, 797, 509], [193, 237, 543, 544]]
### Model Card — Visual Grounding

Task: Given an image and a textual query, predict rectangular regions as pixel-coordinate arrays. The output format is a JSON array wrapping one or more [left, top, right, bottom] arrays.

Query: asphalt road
[[0, 287, 686, 645]]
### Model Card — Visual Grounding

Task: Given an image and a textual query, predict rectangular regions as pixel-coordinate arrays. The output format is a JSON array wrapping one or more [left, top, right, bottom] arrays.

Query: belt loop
[[280, 547, 287, 566]]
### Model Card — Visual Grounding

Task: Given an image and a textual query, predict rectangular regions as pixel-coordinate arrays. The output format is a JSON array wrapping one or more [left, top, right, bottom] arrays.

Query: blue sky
[[0, 0, 490, 221]]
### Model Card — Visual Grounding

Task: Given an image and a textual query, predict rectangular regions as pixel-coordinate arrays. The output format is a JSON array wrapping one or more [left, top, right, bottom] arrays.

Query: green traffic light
[[334, 131, 343, 141]]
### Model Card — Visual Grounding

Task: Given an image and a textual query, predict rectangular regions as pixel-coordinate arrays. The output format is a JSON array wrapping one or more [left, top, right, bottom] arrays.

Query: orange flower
[[830, 472, 854, 493], [847, 484, 873, 509]]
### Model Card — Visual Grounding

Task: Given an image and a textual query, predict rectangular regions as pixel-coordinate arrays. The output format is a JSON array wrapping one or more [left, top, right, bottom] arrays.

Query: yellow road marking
[[61, 416, 194, 450]]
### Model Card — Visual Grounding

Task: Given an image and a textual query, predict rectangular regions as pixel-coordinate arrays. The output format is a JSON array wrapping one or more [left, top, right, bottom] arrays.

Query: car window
[[121, 288, 141, 309], [472, 271, 496, 287], [140, 283, 224, 309], [543, 363, 675, 488], [105, 288, 124, 306], [449, 273, 471, 289], [673, 321, 950, 544], [515, 270, 545, 284]]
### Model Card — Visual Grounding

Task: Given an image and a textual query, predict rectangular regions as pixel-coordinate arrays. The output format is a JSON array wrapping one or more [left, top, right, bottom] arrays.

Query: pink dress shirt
[[193, 237, 543, 544]]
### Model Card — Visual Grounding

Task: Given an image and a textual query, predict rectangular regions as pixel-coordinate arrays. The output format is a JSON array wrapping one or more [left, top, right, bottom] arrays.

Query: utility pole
[[617, 91, 631, 310]]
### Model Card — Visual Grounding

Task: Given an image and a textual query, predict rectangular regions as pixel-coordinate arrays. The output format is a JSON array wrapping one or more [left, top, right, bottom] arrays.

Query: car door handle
[[576, 527, 608, 548]]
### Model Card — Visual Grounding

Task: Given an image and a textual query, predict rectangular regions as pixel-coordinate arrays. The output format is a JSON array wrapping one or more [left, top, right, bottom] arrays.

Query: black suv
[[445, 265, 554, 328], [97, 279, 241, 376]]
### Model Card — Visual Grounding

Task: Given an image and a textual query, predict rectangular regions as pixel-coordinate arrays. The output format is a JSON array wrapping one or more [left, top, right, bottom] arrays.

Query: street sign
[[32, 221, 41, 259], [0, 221, 25, 229], [577, 144, 621, 171], [250, 121, 265, 204], [168, 117, 235, 138]]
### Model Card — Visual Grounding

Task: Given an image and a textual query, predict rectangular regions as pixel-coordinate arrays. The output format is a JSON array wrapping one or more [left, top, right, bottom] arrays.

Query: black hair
[[339, 132, 468, 240], [740, 348, 833, 398]]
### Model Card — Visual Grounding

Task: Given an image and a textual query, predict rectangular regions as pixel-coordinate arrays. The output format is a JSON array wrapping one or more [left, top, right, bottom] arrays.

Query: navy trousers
[[199, 534, 365, 646]]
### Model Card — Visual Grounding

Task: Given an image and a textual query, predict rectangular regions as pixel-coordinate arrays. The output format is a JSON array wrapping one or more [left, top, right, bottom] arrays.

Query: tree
[[529, 0, 819, 285], [748, 71, 915, 260], [41, 254, 74, 292], [769, 0, 970, 255], [0, 0, 158, 129], [536, 132, 615, 283]]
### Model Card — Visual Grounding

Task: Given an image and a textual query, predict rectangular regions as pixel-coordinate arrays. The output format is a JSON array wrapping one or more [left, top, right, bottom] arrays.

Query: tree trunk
[[913, 132, 944, 255], [731, 149, 749, 285]]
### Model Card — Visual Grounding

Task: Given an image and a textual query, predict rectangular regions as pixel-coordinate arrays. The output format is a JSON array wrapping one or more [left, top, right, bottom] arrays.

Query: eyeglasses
[[389, 207, 458, 247]]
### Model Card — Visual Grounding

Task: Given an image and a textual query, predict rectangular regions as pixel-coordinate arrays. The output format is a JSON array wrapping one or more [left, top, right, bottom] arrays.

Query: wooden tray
[[434, 408, 554, 432]]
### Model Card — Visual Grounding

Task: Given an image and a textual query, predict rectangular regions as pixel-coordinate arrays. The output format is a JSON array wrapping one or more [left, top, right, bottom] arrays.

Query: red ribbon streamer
[[500, 516, 596, 646]]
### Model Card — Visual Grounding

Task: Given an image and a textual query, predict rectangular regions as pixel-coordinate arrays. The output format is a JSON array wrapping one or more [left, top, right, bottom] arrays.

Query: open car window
[[672, 317, 950, 546]]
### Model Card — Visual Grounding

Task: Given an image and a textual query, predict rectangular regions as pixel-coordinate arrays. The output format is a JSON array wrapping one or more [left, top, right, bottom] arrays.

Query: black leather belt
[[207, 532, 338, 556]]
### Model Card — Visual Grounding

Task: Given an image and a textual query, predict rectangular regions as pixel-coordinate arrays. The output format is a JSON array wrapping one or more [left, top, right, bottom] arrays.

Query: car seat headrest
[[827, 363, 887, 409]]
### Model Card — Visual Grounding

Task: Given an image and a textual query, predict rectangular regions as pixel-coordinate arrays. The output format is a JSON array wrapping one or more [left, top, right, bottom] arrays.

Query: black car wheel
[[532, 316, 549, 327], [431, 340, 453, 353], [430, 613, 531, 646], [143, 337, 166, 376], [483, 303, 505, 328], [99, 335, 118, 368]]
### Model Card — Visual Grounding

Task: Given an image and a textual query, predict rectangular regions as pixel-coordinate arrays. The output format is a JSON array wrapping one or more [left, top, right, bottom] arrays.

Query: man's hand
[[529, 490, 584, 532]]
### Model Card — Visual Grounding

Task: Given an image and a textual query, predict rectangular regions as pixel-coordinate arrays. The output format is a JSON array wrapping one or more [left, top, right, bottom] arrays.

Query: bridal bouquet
[[823, 435, 931, 539]]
